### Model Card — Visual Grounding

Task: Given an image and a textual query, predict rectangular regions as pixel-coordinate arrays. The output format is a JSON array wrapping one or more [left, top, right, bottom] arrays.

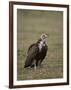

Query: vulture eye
[[43, 42, 45, 44]]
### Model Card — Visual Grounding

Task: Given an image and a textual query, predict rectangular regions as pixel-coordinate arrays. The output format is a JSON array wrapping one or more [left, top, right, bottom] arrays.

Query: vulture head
[[37, 33, 48, 51], [40, 33, 48, 43]]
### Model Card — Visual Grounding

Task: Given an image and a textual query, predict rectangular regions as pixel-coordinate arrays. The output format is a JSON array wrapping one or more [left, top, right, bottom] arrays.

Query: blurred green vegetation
[[17, 9, 63, 80]]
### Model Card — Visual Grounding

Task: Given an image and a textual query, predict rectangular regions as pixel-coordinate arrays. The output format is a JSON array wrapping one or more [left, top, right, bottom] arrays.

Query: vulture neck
[[38, 39, 46, 51]]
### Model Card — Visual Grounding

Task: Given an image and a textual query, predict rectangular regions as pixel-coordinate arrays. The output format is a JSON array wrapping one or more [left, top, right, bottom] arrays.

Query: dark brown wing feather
[[24, 44, 39, 68]]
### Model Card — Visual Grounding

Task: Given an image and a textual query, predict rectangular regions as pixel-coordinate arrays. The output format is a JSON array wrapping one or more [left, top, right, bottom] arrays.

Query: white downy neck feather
[[38, 41, 45, 51]]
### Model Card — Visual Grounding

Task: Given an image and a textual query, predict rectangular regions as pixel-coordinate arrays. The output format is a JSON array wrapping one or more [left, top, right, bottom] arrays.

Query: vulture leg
[[34, 64, 36, 70], [33, 60, 37, 70], [36, 60, 40, 66], [39, 60, 43, 66], [36, 60, 43, 67], [30, 60, 37, 70]]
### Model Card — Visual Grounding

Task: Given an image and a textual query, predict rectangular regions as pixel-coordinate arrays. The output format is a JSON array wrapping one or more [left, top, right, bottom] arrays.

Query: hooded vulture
[[24, 33, 48, 69]]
